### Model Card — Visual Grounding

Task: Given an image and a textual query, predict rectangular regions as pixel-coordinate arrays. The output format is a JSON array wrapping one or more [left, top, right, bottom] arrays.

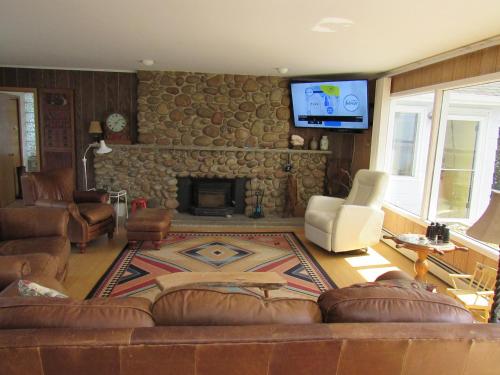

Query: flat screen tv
[[290, 79, 368, 131]]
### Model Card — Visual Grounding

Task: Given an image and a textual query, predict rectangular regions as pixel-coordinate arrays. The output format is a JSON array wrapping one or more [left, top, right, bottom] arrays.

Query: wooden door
[[0, 93, 21, 207], [38, 89, 75, 175]]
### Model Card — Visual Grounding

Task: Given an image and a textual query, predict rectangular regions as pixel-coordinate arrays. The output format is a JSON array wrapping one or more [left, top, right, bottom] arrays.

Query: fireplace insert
[[177, 177, 246, 216]]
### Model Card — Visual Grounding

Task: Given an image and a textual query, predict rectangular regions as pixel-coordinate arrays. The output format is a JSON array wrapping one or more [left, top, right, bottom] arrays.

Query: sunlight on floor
[[342, 247, 402, 282], [344, 248, 391, 268], [357, 266, 401, 281]]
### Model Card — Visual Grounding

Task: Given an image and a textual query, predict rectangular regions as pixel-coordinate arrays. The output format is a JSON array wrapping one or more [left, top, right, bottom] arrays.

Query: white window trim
[[372, 71, 500, 263], [387, 105, 427, 178]]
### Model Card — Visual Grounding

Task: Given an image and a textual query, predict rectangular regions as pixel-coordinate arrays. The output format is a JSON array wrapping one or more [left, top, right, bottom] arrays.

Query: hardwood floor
[[64, 224, 448, 299]]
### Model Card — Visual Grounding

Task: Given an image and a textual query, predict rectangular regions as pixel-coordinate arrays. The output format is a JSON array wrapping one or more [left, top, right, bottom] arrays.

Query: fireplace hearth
[[177, 177, 246, 216]]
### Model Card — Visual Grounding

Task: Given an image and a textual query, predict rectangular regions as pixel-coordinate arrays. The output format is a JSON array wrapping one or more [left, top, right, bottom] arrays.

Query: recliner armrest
[[74, 190, 109, 204], [306, 195, 345, 212], [331, 205, 385, 251]]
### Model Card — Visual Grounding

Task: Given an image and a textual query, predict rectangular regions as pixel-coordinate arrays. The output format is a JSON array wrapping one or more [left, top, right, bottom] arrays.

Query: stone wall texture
[[136, 71, 291, 148], [94, 71, 328, 216], [95, 146, 326, 216]]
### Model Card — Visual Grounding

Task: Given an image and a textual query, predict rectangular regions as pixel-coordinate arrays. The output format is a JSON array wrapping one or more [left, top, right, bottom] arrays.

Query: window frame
[[371, 71, 500, 260]]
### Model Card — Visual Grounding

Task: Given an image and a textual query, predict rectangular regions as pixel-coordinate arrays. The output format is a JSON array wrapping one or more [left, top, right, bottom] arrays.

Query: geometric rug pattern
[[88, 232, 336, 301]]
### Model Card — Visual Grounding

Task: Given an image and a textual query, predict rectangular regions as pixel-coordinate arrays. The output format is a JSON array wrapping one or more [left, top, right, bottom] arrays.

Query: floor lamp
[[466, 190, 500, 323], [82, 140, 112, 191]]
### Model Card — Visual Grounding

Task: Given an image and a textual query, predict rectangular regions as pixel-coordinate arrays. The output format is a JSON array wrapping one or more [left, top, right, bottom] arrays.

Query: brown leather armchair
[[21, 168, 115, 253], [0, 207, 70, 282]]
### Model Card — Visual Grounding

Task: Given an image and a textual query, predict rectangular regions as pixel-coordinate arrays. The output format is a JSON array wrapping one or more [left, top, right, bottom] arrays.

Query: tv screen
[[290, 80, 368, 131]]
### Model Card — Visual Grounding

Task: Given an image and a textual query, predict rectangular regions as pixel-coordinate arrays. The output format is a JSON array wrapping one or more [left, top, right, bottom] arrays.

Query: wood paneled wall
[[383, 207, 498, 277], [0, 68, 137, 189], [391, 45, 500, 93]]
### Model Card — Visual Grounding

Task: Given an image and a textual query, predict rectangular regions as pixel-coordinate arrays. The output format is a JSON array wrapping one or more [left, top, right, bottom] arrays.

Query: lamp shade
[[467, 190, 500, 244], [95, 140, 112, 155], [89, 121, 103, 134]]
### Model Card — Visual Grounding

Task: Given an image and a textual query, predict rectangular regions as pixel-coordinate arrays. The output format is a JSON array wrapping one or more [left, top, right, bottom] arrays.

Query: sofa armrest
[[0, 207, 69, 240], [306, 195, 345, 212], [332, 205, 385, 250], [74, 190, 109, 204], [0, 256, 31, 289]]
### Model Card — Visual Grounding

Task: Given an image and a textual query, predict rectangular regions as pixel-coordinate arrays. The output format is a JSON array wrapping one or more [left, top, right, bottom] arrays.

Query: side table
[[384, 234, 468, 282], [108, 190, 128, 231]]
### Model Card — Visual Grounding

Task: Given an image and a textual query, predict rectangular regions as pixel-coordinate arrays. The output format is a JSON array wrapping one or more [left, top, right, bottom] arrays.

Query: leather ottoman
[[125, 208, 171, 250]]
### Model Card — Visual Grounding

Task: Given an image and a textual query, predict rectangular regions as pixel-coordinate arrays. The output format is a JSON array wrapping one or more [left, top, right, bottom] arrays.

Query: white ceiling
[[1, 0, 500, 77]]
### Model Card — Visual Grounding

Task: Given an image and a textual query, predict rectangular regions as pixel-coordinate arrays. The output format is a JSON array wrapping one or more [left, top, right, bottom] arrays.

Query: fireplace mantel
[[108, 144, 331, 155]]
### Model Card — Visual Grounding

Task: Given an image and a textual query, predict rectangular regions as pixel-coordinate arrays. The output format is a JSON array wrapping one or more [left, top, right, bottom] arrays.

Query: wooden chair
[[447, 262, 497, 322]]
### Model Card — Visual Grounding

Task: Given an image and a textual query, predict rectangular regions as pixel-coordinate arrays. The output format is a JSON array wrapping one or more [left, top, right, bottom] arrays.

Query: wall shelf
[[110, 144, 331, 154]]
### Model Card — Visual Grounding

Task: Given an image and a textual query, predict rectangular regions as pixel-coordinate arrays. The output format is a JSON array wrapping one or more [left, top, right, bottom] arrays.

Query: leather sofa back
[[318, 283, 474, 323], [0, 297, 154, 329], [0, 324, 498, 375], [0, 207, 69, 240], [152, 288, 322, 325]]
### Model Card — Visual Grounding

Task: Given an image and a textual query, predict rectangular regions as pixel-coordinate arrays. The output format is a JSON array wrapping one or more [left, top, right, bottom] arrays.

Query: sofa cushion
[[318, 283, 474, 323], [152, 288, 322, 326], [304, 210, 336, 233], [77, 203, 115, 225], [0, 276, 67, 297], [0, 297, 154, 329]]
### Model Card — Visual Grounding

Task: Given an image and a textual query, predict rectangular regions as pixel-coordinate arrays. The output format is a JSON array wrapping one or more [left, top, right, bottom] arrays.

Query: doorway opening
[[0, 89, 39, 207]]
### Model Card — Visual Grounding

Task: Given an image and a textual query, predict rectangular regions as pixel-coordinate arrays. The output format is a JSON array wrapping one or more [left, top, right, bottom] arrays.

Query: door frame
[[0, 87, 40, 171]]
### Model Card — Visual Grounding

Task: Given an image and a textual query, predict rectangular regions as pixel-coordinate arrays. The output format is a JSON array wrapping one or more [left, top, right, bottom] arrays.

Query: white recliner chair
[[305, 169, 389, 253]]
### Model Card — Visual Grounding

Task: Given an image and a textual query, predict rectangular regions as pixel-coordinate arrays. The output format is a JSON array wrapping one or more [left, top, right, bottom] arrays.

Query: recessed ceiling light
[[276, 67, 289, 74], [140, 59, 155, 66], [312, 17, 354, 33]]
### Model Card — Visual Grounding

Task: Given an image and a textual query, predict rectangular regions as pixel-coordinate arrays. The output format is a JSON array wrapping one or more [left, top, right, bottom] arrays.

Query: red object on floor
[[131, 198, 147, 214]]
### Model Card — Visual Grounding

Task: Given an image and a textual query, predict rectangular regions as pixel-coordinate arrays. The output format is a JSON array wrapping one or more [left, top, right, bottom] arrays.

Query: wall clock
[[104, 113, 131, 144]]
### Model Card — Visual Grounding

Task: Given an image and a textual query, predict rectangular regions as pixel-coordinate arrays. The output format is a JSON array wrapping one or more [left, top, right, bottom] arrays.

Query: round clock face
[[106, 113, 127, 133]]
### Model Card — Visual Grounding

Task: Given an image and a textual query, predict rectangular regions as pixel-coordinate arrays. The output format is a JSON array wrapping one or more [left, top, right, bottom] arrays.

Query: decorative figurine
[[320, 135, 329, 151], [309, 137, 318, 150]]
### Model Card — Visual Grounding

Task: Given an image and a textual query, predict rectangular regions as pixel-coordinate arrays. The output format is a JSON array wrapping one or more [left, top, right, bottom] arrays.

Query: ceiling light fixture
[[312, 17, 354, 33], [276, 67, 289, 74], [140, 59, 155, 66]]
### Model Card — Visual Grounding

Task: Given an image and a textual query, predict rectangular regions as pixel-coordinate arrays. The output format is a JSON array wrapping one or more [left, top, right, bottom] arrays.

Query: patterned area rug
[[88, 232, 336, 301]]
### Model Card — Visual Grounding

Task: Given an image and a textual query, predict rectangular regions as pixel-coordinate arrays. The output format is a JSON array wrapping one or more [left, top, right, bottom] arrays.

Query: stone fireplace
[[94, 71, 330, 217]]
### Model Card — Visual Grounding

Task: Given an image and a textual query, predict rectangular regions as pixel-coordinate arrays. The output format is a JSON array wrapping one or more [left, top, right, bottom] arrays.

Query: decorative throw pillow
[[18, 280, 68, 298]]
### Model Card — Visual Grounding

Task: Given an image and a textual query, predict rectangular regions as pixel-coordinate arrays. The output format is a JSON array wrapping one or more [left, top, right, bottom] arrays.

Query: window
[[385, 93, 434, 216], [380, 80, 500, 250], [391, 112, 418, 176]]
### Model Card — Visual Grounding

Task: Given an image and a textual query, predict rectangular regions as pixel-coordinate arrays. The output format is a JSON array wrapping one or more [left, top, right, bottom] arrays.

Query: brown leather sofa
[[1, 274, 499, 374], [21, 168, 115, 252], [0, 207, 70, 283]]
